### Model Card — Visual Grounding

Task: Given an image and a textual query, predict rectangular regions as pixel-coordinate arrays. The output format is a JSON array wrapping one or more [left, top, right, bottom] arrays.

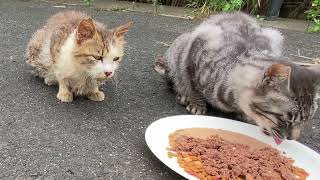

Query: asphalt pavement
[[0, 0, 320, 179]]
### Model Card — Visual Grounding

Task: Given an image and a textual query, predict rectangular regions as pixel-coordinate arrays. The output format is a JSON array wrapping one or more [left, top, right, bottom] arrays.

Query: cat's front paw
[[176, 95, 190, 106], [57, 91, 73, 102], [87, 91, 105, 101], [186, 103, 207, 115]]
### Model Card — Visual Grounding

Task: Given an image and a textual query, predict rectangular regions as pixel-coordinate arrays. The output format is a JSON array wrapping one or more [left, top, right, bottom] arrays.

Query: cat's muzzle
[[105, 72, 112, 77], [96, 72, 113, 80]]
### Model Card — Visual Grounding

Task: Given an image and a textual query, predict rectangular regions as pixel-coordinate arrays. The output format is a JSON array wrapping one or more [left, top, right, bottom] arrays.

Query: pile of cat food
[[168, 129, 308, 180]]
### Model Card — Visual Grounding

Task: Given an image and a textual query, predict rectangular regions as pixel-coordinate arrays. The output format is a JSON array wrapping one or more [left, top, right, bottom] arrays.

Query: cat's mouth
[[262, 128, 285, 145], [96, 72, 113, 79]]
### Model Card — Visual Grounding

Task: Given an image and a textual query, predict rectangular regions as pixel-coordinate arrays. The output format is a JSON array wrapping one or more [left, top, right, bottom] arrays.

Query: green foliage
[[152, 0, 162, 12], [222, 0, 243, 12], [83, 0, 92, 6], [309, 19, 320, 32], [186, 0, 245, 18], [306, 0, 320, 32]]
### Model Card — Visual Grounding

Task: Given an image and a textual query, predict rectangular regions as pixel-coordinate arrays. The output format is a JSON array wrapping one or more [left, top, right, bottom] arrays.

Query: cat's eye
[[287, 112, 294, 122], [263, 110, 283, 117], [263, 110, 286, 122], [93, 56, 103, 61], [113, 57, 120, 61]]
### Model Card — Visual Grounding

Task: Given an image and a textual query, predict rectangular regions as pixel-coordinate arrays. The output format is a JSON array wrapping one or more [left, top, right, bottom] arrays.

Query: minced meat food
[[168, 130, 308, 180]]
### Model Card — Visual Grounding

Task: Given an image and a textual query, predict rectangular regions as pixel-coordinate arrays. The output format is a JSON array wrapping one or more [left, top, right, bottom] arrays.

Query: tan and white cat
[[26, 11, 133, 102]]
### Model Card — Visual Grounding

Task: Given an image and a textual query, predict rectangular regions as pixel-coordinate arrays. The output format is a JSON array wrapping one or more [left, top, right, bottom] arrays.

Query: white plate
[[145, 115, 320, 180]]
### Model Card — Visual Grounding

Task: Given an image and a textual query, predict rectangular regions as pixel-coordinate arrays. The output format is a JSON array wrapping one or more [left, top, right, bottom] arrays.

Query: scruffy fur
[[154, 12, 320, 140], [26, 11, 133, 102]]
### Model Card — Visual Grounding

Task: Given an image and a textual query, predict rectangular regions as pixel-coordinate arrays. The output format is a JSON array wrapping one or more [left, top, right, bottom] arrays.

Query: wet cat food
[[168, 128, 308, 180]]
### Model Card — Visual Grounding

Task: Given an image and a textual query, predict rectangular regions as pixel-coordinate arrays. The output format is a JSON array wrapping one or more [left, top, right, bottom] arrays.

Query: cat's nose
[[105, 72, 112, 77]]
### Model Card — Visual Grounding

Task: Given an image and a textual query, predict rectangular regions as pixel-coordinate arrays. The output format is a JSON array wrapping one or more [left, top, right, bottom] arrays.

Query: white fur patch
[[261, 28, 284, 57], [154, 65, 166, 76], [229, 65, 261, 89], [39, 38, 53, 68], [195, 24, 223, 50], [89, 44, 123, 78], [200, 69, 210, 86], [54, 31, 77, 79]]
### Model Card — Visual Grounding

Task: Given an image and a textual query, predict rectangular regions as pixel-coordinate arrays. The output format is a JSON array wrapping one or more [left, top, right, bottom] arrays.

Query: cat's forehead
[[265, 90, 289, 101], [105, 43, 123, 57], [253, 90, 295, 111], [99, 31, 123, 53], [100, 31, 114, 46]]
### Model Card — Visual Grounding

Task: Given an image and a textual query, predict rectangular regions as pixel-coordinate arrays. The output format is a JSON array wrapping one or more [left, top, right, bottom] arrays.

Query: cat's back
[[193, 12, 283, 57], [26, 11, 90, 76], [27, 11, 88, 51], [45, 11, 88, 32]]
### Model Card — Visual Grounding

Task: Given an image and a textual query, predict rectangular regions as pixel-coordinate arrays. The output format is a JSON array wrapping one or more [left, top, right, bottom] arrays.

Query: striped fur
[[155, 12, 320, 140]]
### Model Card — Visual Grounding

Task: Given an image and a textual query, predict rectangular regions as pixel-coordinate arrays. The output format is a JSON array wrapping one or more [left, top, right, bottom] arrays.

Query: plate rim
[[145, 114, 320, 179]]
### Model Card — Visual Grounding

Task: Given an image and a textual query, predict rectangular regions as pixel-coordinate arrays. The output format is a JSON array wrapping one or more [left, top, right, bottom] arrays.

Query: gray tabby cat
[[154, 12, 320, 142]]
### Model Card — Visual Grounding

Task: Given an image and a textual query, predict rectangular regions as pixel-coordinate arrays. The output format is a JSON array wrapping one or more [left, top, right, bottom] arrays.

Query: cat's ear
[[260, 63, 291, 90], [113, 21, 133, 40], [76, 18, 96, 44]]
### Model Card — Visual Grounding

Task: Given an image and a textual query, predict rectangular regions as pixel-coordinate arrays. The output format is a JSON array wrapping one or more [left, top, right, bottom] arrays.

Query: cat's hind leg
[[154, 55, 175, 90], [153, 55, 168, 77], [44, 72, 58, 86], [45, 78, 58, 86]]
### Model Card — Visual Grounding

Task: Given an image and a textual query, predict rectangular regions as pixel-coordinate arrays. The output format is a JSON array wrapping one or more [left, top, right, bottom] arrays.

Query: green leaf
[[223, 3, 231, 12], [83, 0, 92, 6]]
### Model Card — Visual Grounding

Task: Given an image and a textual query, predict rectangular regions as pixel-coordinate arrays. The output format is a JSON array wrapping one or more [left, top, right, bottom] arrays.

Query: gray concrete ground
[[0, 0, 320, 179]]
